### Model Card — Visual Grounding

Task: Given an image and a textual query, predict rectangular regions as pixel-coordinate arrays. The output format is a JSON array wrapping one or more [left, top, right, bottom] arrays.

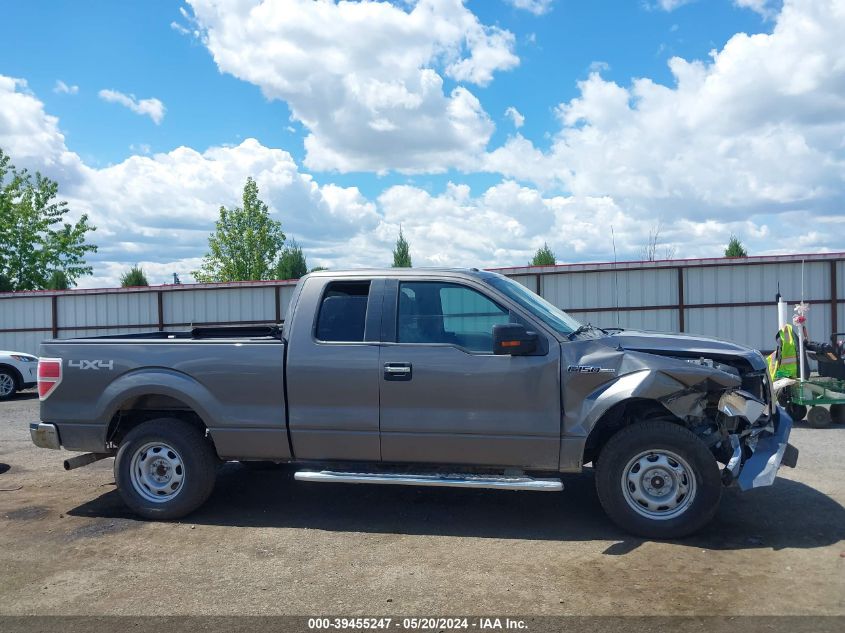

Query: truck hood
[[607, 330, 766, 371]]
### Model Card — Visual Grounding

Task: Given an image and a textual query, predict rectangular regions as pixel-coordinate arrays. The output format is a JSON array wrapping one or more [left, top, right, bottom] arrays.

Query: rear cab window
[[315, 280, 372, 342]]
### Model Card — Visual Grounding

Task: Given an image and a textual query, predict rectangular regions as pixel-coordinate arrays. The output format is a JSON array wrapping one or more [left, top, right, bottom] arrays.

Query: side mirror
[[493, 323, 537, 356]]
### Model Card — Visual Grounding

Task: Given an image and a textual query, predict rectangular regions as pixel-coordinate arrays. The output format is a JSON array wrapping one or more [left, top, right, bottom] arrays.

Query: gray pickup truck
[[30, 268, 797, 538]]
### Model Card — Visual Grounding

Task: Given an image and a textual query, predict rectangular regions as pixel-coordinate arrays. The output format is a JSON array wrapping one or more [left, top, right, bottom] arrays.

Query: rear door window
[[316, 281, 371, 342]]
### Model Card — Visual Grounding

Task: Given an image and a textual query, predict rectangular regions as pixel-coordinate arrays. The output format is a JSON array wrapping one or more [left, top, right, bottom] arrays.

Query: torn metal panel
[[736, 410, 798, 490]]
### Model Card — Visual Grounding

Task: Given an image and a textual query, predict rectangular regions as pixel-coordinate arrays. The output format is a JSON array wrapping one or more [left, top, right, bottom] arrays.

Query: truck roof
[[304, 267, 492, 279]]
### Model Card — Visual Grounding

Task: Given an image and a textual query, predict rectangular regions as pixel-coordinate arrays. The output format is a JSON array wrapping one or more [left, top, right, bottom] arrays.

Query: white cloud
[[504, 106, 525, 128], [485, 0, 845, 220], [0, 76, 85, 186], [1, 0, 843, 287], [653, 0, 695, 11], [129, 143, 152, 155], [733, 0, 778, 18], [504, 0, 554, 16], [98, 89, 166, 125], [0, 75, 381, 286], [53, 80, 79, 95], [588, 60, 610, 74], [185, 0, 518, 173], [170, 21, 191, 36]]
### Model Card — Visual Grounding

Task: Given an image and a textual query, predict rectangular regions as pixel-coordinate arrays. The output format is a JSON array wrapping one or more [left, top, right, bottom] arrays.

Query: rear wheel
[[830, 404, 845, 424], [806, 406, 832, 428], [115, 418, 217, 519], [595, 420, 721, 539], [0, 370, 18, 401]]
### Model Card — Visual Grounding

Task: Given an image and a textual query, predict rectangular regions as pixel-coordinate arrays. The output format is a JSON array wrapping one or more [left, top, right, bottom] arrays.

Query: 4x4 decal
[[68, 360, 114, 370]]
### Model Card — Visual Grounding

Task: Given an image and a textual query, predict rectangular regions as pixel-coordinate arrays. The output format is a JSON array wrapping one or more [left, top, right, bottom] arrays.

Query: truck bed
[[38, 326, 289, 459]]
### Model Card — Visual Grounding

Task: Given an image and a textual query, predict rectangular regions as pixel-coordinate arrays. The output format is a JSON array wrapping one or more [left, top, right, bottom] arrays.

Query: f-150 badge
[[567, 365, 615, 374]]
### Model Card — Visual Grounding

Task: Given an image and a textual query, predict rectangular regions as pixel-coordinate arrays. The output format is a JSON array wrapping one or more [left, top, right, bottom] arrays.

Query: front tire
[[0, 369, 18, 400], [595, 421, 722, 539], [115, 418, 217, 520]]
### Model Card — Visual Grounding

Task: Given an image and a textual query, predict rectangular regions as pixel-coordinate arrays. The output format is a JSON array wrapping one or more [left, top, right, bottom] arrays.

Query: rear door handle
[[384, 362, 412, 381]]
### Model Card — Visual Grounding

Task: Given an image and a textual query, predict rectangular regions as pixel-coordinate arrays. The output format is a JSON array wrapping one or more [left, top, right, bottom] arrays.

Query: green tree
[[392, 227, 412, 268], [724, 234, 748, 258], [0, 274, 12, 292], [121, 265, 149, 287], [531, 242, 556, 266], [44, 270, 70, 290], [0, 147, 97, 290], [275, 239, 308, 279], [310, 266, 328, 272], [194, 177, 285, 282]]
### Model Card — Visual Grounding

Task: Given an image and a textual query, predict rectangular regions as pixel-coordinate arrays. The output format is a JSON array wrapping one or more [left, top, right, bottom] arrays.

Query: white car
[[0, 350, 38, 400]]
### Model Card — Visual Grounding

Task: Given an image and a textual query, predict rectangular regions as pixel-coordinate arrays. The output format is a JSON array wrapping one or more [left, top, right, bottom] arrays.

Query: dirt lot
[[0, 393, 843, 616]]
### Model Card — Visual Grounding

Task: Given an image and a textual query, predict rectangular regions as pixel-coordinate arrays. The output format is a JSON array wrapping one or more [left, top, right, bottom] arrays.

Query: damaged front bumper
[[723, 404, 799, 491]]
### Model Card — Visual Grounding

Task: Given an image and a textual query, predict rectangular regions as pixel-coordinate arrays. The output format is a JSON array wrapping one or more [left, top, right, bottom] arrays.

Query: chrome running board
[[294, 470, 563, 491]]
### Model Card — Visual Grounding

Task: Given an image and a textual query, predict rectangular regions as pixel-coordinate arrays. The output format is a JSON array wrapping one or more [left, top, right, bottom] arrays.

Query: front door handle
[[384, 362, 412, 381]]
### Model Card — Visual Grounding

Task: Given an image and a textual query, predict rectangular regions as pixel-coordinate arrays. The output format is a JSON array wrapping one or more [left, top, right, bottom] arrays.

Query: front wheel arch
[[582, 398, 681, 466]]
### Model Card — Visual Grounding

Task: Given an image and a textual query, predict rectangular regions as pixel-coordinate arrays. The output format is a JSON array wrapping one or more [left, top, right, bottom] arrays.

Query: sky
[[0, 0, 843, 287]]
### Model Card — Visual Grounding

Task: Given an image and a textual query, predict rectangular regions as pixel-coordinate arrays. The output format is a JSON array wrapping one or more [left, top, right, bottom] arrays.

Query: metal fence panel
[[0, 331, 48, 356], [1, 255, 842, 357], [57, 292, 158, 328], [544, 268, 677, 310], [279, 284, 296, 321], [163, 287, 276, 325], [685, 262, 829, 305], [685, 304, 833, 351], [0, 296, 52, 330]]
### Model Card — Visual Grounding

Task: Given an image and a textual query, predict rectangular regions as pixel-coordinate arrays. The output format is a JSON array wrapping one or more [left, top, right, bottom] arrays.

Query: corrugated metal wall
[[494, 253, 842, 352], [1, 254, 842, 355], [0, 282, 299, 355]]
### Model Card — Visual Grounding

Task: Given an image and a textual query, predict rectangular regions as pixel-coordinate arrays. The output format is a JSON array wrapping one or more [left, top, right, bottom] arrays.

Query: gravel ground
[[0, 393, 843, 616]]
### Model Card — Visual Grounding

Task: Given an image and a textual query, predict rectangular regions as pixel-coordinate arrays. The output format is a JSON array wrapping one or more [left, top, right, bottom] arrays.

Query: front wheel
[[595, 420, 722, 539], [0, 370, 18, 400], [115, 418, 217, 520]]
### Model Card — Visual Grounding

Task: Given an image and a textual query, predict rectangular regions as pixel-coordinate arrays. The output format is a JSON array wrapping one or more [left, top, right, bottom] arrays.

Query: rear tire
[[595, 420, 722, 539], [0, 370, 18, 401], [115, 418, 217, 520], [806, 406, 832, 428]]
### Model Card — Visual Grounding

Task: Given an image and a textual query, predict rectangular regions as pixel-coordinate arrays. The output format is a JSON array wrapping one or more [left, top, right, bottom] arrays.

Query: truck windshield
[[482, 272, 582, 336]]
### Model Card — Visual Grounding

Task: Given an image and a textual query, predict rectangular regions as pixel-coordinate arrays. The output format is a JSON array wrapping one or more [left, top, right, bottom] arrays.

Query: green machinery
[[777, 332, 845, 428]]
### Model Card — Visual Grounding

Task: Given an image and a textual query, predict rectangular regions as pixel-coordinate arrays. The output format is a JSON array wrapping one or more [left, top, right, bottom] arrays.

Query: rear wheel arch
[[106, 393, 215, 454]]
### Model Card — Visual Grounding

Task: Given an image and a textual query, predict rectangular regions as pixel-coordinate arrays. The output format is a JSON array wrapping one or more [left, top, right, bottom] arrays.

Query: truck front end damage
[[571, 332, 799, 489]]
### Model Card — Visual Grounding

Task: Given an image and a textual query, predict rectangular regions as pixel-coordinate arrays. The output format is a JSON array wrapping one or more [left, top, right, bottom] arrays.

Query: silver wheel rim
[[129, 442, 185, 503], [0, 373, 14, 397], [621, 449, 697, 520]]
